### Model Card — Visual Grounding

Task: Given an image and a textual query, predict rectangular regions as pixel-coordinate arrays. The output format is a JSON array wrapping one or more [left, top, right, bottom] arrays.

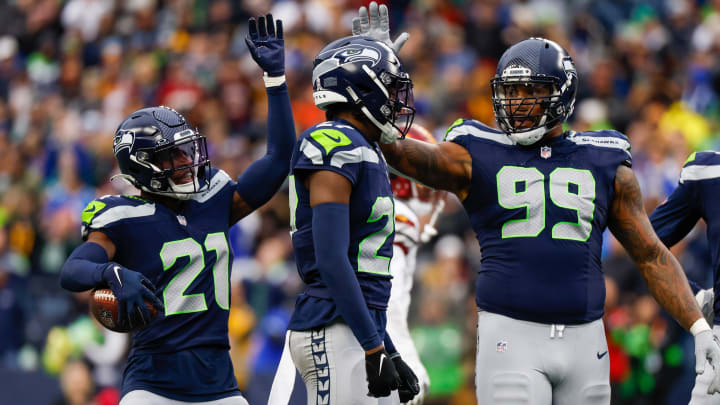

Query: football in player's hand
[[90, 288, 160, 332]]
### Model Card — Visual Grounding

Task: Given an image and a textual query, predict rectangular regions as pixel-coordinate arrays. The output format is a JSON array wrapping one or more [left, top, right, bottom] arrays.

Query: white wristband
[[691, 318, 712, 336], [263, 73, 286, 87]]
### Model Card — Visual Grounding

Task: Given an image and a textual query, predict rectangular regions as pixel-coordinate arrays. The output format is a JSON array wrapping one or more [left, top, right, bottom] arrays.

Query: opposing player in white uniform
[[386, 125, 446, 404]]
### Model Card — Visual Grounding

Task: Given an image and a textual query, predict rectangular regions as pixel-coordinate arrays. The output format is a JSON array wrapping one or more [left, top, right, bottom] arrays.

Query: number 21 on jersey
[[160, 233, 230, 316], [497, 166, 596, 241]]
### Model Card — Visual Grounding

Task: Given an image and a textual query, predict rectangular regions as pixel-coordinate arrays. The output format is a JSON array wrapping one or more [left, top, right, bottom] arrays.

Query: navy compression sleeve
[[649, 185, 703, 294], [312, 202, 382, 351], [235, 83, 296, 209], [60, 242, 110, 292], [650, 183, 700, 247], [384, 333, 398, 356]]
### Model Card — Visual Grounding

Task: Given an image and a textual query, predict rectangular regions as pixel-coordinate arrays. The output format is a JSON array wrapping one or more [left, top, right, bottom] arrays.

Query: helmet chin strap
[[345, 86, 399, 144], [359, 105, 399, 144]]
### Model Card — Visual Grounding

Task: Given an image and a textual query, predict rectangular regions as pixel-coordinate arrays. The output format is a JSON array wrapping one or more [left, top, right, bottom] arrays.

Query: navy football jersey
[[651, 151, 720, 324], [445, 119, 632, 324], [287, 120, 394, 332], [81, 169, 240, 401]]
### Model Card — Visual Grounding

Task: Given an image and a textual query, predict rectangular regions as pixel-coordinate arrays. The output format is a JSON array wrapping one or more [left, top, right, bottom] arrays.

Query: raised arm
[[608, 165, 701, 329], [231, 14, 296, 224], [380, 139, 472, 200]]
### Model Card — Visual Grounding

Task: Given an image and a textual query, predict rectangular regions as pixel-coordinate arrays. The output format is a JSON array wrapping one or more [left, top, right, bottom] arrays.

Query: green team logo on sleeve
[[81, 200, 106, 224], [310, 128, 352, 154]]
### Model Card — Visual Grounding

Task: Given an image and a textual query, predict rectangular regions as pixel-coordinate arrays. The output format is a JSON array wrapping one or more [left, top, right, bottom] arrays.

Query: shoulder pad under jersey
[[680, 151, 720, 183], [443, 118, 513, 145]]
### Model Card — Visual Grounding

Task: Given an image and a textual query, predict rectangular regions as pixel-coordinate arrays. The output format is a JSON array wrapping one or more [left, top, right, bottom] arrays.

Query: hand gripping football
[[90, 288, 159, 332]]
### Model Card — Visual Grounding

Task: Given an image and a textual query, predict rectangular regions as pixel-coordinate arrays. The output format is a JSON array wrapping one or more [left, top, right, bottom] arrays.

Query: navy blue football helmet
[[112, 106, 211, 199], [490, 38, 578, 145], [312, 35, 414, 143]]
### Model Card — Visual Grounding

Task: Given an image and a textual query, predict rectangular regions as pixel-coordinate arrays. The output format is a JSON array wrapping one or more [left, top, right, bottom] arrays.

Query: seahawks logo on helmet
[[113, 130, 135, 155], [332, 46, 381, 66]]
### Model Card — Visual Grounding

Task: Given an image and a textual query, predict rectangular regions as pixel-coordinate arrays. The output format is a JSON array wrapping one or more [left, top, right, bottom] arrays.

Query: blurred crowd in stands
[[1, 0, 720, 404]]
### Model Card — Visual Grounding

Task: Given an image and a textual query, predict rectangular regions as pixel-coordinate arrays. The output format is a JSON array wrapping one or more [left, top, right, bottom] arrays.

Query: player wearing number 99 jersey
[[351, 11, 720, 404], [59, 15, 295, 405]]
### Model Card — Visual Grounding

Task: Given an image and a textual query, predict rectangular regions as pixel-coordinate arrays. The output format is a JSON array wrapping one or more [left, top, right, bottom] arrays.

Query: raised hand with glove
[[352, 1, 409, 54], [246, 14, 285, 80]]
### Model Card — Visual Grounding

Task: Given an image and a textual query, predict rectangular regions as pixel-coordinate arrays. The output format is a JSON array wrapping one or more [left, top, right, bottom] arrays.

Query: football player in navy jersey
[[269, 126, 440, 405], [280, 35, 419, 404], [59, 15, 295, 405], [353, 4, 720, 404], [650, 151, 720, 404]]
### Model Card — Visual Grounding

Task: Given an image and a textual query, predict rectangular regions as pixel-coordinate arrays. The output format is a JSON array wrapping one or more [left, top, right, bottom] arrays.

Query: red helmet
[[390, 125, 446, 216]]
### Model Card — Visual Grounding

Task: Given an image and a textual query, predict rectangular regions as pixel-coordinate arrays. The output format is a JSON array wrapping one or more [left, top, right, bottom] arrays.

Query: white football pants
[[119, 390, 248, 405], [475, 311, 610, 405], [282, 323, 400, 405]]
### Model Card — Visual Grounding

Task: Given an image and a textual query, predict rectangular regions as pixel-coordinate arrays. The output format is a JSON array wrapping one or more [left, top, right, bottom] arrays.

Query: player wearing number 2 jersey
[[59, 15, 295, 404], [351, 8, 720, 403], [283, 35, 419, 404]]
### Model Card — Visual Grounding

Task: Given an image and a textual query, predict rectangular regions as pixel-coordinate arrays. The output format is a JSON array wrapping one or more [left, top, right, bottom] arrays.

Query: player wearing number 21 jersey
[[60, 15, 295, 405], [351, 12, 720, 403]]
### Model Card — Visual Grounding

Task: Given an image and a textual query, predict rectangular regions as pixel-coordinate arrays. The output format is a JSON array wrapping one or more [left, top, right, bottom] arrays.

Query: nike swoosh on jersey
[[597, 350, 608, 359], [113, 266, 123, 287], [378, 353, 386, 376], [322, 131, 344, 143]]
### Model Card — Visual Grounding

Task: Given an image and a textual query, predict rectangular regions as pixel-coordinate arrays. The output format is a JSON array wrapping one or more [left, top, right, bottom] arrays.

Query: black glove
[[245, 14, 285, 77], [392, 354, 420, 403], [102, 263, 163, 329], [365, 348, 400, 397]]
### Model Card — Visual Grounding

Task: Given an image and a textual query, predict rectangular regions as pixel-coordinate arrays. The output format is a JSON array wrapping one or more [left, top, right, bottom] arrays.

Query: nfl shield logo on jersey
[[496, 340, 508, 353], [540, 146, 552, 159]]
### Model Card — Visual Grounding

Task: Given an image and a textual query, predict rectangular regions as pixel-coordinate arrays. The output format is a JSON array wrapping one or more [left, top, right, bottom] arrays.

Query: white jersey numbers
[[497, 166, 596, 241], [358, 196, 395, 275], [160, 233, 231, 316]]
